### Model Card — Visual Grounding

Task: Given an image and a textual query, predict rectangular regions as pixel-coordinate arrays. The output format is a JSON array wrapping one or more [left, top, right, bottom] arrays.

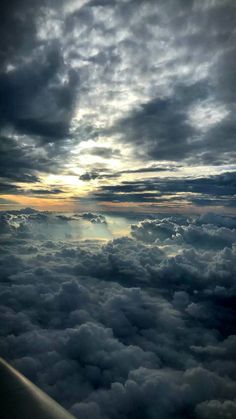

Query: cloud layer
[[0, 209, 236, 418]]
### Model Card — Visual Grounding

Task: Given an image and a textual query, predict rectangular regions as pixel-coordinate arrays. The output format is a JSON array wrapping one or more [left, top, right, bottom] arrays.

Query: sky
[[0, 0, 235, 214], [0, 2, 236, 419]]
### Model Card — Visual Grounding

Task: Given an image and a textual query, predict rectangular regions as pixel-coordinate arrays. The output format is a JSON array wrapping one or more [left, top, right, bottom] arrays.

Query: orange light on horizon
[[0, 195, 77, 212]]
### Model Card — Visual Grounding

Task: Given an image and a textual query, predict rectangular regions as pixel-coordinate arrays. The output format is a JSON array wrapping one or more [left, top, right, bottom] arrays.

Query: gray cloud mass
[[0, 209, 236, 418], [0, 0, 236, 194]]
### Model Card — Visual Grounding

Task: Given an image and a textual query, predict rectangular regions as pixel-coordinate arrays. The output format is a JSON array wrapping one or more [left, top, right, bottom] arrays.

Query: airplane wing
[[0, 357, 76, 419]]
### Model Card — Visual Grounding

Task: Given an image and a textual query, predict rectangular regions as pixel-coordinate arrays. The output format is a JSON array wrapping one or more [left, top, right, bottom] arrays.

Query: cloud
[[0, 0, 236, 416], [0, 209, 110, 243], [0, 137, 44, 185], [93, 0, 236, 165], [0, 1, 81, 191], [79, 171, 236, 210], [80, 147, 121, 159], [0, 209, 236, 418], [195, 212, 236, 229], [0, 0, 235, 205], [25, 188, 64, 196], [78, 212, 107, 224], [109, 79, 235, 165], [120, 166, 179, 175], [196, 399, 236, 419], [0, 0, 44, 70], [109, 82, 204, 161], [0, 46, 79, 139], [79, 171, 120, 181], [95, 171, 236, 197], [131, 217, 236, 250], [79, 171, 103, 181], [0, 183, 22, 194], [79, 165, 176, 182], [80, 366, 236, 419]]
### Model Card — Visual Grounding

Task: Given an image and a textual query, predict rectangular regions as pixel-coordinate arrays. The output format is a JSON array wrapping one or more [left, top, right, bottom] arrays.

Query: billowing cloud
[[0, 209, 236, 418], [131, 217, 236, 250]]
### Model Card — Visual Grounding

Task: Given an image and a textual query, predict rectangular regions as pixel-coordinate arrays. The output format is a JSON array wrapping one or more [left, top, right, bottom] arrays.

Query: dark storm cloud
[[109, 81, 205, 161], [0, 183, 22, 194], [200, 115, 236, 165], [0, 0, 80, 189], [98, 0, 236, 165], [1, 0, 236, 197], [110, 83, 235, 165], [0, 136, 54, 185], [0, 0, 43, 70], [0, 209, 236, 419], [0, 47, 79, 139]]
